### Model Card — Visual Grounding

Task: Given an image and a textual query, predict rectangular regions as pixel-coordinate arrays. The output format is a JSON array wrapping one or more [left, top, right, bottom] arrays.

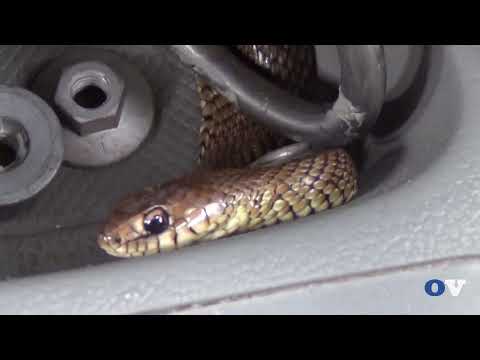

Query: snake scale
[[98, 45, 359, 258]]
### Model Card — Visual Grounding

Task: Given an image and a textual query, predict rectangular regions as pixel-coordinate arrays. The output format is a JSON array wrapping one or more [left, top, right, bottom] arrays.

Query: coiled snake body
[[98, 46, 359, 258]]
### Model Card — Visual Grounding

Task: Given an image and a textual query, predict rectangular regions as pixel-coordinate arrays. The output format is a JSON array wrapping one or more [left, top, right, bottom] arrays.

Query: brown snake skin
[[198, 45, 316, 169], [98, 45, 359, 258]]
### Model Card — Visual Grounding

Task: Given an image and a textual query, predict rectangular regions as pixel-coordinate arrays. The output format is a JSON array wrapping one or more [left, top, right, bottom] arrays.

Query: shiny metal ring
[[250, 142, 313, 168], [171, 45, 386, 148]]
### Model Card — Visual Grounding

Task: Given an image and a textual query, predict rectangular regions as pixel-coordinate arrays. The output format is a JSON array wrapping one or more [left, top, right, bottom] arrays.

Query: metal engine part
[[0, 86, 63, 206], [54, 61, 126, 136], [31, 49, 155, 168]]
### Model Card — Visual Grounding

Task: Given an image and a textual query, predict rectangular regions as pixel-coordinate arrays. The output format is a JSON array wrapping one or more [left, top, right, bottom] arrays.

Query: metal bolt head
[[54, 61, 125, 136]]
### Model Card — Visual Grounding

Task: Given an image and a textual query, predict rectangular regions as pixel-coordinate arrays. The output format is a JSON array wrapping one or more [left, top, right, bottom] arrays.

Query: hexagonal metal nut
[[54, 61, 125, 136]]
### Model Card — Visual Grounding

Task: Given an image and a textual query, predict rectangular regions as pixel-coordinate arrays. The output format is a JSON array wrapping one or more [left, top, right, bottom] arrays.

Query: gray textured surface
[[0, 45, 478, 314], [168, 257, 480, 315]]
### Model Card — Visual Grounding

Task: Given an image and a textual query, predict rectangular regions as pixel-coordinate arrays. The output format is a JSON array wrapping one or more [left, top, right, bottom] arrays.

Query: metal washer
[[31, 49, 155, 168], [0, 86, 64, 206]]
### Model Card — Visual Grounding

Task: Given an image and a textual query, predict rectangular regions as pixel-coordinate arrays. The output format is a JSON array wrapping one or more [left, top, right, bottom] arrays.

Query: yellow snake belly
[[97, 45, 359, 258]]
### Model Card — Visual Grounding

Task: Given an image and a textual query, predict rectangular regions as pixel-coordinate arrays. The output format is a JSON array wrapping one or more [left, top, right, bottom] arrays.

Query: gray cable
[[170, 45, 387, 147]]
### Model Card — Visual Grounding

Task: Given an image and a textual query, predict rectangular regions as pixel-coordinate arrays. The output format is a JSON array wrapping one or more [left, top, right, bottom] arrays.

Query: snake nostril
[[98, 233, 121, 247], [106, 235, 122, 246]]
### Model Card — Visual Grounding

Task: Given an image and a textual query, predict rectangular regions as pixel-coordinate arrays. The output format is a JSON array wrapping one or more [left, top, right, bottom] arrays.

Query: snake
[[97, 45, 359, 258]]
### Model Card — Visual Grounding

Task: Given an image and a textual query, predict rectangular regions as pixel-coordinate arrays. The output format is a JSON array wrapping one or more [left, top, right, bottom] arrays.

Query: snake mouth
[[97, 233, 145, 258], [97, 225, 179, 258], [97, 233, 128, 258]]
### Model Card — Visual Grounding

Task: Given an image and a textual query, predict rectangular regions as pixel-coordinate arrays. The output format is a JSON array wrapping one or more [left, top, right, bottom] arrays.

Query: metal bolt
[[0, 117, 29, 172], [54, 61, 125, 136], [32, 49, 154, 168], [0, 86, 63, 206]]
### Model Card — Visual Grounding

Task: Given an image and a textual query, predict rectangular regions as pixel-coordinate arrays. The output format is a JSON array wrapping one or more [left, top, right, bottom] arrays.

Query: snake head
[[97, 181, 228, 258], [97, 187, 173, 257]]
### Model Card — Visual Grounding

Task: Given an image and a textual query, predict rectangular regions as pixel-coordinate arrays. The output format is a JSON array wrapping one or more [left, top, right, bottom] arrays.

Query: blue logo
[[424, 279, 466, 297]]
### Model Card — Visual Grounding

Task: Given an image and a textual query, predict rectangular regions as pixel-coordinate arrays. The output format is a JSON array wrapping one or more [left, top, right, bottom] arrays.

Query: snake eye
[[143, 207, 169, 235]]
